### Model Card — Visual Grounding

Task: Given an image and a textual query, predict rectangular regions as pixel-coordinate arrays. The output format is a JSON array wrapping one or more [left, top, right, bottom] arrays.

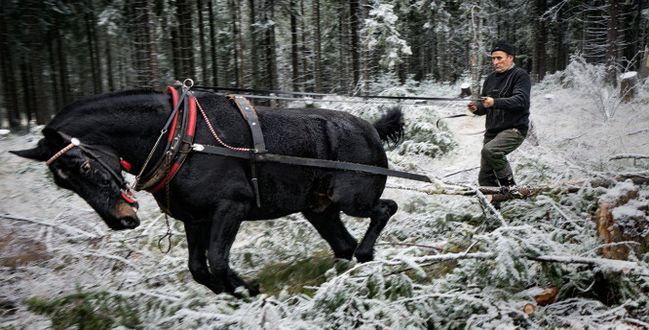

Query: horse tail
[[373, 107, 404, 145]]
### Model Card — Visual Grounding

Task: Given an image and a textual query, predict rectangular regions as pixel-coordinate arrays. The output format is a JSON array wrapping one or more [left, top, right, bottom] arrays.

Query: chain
[[157, 185, 173, 253], [193, 92, 251, 152]]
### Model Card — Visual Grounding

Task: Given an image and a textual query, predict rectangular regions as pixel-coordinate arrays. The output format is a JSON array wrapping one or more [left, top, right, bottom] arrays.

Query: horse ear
[[10, 138, 51, 161]]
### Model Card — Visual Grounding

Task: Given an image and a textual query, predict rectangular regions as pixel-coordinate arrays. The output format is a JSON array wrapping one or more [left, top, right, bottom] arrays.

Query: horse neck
[[61, 92, 171, 174], [108, 95, 171, 174]]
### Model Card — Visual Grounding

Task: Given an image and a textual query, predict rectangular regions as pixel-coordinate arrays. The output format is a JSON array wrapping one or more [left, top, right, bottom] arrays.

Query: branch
[[387, 251, 648, 276], [529, 255, 646, 274], [609, 154, 649, 161], [0, 213, 97, 238]]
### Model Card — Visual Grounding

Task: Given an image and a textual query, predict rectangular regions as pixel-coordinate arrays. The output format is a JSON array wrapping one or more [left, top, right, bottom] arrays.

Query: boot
[[497, 175, 516, 187]]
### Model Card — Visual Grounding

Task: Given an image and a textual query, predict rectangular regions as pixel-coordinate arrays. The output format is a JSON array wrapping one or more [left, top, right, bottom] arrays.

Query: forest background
[[1, 0, 648, 128]]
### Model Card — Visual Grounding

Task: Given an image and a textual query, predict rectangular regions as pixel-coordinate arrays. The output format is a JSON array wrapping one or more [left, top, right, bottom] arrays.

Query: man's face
[[491, 51, 514, 72]]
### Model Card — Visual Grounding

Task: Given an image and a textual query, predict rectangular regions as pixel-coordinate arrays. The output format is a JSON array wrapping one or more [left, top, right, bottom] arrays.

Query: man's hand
[[467, 102, 478, 113], [482, 97, 495, 108]]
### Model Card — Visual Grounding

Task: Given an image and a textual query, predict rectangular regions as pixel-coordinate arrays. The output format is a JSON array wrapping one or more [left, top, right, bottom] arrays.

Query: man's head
[[490, 40, 515, 73]]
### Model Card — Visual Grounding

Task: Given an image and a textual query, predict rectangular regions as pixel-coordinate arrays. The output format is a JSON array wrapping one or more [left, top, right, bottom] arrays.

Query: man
[[468, 40, 531, 188]]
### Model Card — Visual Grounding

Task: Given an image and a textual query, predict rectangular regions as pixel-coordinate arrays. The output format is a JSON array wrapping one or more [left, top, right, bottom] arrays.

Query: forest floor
[[1, 72, 649, 328]]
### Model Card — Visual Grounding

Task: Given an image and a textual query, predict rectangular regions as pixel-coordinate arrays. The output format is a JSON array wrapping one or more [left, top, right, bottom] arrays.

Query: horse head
[[11, 128, 140, 230]]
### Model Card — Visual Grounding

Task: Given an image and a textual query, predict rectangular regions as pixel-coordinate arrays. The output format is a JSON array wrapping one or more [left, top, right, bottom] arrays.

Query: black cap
[[491, 40, 515, 56]]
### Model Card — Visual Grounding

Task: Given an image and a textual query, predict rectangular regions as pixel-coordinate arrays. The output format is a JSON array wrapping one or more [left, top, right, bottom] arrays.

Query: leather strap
[[192, 143, 432, 183], [136, 86, 197, 193], [229, 95, 267, 153]]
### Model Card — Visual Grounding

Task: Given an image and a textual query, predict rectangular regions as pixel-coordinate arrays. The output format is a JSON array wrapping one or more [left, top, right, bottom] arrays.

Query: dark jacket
[[474, 65, 531, 137]]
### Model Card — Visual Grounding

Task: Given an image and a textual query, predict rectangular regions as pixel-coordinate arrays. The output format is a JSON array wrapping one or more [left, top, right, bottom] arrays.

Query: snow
[[1, 60, 649, 328], [620, 71, 637, 80]]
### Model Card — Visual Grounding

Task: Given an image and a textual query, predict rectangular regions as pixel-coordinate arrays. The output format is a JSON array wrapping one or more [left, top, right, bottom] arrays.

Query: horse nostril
[[120, 216, 140, 229]]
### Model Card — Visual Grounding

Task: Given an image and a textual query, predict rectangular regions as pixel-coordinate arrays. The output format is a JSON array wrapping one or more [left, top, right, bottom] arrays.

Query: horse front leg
[[184, 222, 224, 293], [207, 200, 259, 297]]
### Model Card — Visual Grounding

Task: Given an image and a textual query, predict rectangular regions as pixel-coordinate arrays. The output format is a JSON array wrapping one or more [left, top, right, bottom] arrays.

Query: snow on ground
[[1, 68, 649, 328]]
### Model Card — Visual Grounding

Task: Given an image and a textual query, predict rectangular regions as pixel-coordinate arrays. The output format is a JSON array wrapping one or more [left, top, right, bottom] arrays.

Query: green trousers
[[478, 128, 525, 186]]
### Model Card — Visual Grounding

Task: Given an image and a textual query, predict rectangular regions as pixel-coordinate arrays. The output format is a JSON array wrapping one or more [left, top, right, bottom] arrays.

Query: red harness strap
[[148, 87, 197, 193]]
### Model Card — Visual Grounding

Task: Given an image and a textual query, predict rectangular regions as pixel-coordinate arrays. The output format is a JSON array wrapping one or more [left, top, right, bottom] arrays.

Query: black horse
[[11, 89, 404, 296]]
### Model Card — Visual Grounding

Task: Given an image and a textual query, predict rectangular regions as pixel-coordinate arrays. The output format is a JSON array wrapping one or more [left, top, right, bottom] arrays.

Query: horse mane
[[60, 88, 159, 112], [46, 88, 161, 131]]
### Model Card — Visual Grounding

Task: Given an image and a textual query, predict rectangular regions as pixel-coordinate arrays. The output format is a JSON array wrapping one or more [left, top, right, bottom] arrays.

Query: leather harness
[[145, 88, 433, 207], [46, 84, 432, 211]]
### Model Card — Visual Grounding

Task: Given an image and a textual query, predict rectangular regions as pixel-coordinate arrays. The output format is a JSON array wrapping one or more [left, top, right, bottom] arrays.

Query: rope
[[194, 85, 476, 103]]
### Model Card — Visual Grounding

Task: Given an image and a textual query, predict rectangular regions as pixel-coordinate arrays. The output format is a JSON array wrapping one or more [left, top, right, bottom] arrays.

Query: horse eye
[[56, 168, 69, 180], [80, 161, 92, 175]]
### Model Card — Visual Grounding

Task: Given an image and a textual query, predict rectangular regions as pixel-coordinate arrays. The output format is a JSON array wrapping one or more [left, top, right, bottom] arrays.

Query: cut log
[[594, 180, 648, 260], [523, 303, 535, 315], [619, 71, 638, 103], [534, 287, 558, 306]]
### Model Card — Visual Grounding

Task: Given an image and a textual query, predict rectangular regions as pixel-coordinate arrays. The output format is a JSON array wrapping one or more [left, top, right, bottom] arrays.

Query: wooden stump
[[594, 180, 648, 259], [619, 71, 638, 103], [459, 84, 472, 98], [639, 46, 649, 79]]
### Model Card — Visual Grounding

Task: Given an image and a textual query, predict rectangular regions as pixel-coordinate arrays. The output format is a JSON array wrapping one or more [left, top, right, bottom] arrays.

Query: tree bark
[[197, 0, 208, 83], [533, 0, 547, 82], [230, 0, 241, 87], [605, 0, 620, 87], [349, 0, 361, 92], [468, 4, 483, 98], [248, 0, 258, 88], [290, 0, 300, 91], [47, 30, 61, 111], [208, 0, 219, 86], [0, 5, 21, 128], [263, 0, 278, 90], [312, 0, 322, 92], [54, 16, 71, 106], [105, 37, 114, 91], [177, 0, 195, 80], [85, 10, 101, 93]]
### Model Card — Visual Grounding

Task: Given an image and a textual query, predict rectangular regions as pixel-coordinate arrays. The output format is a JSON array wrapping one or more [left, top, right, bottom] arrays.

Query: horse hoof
[[354, 250, 374, 263], [248, 280, 261, 296]]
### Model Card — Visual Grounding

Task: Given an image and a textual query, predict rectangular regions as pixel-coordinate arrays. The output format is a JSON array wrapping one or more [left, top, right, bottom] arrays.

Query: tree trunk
[[300, 0, 309, 91], [105, 37, 114, 91], [177, 0, 195, 80], [263, 0, 278, 90], [230, 0, 241, 87], [619, 71, 638, 102], [54, 17, 71, 106], [640, 46, 649, 79], [47, 30, 61, 111], [208, 0, 219, 86], [290, 0, 300, 91], [236, 1, 246, 87], [468, 4, 483, 97], [605, 0, 620, 87], [85, 11, 101, 93], [197, 0, 208, 83], [312, 0, 322, 92], [248, 0, 258, 88], [533, 0, 547, 82], [338, 1, 349, 92], [20, 60, 33, 126], [127, 0, 160, 87], [349, 0, 361, 92]]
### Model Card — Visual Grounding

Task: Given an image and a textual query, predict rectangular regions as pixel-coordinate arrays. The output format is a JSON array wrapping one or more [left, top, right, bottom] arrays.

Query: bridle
[[45, 132, 138, 205]]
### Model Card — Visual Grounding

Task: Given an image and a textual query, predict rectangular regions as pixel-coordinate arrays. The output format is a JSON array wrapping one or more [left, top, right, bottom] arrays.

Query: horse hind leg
[[303, 207, 357, 260], [354, 199, 398, 262]]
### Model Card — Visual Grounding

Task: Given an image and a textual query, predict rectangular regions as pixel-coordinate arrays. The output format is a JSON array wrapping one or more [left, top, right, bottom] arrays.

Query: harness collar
[[133, 85, 197, 193]]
